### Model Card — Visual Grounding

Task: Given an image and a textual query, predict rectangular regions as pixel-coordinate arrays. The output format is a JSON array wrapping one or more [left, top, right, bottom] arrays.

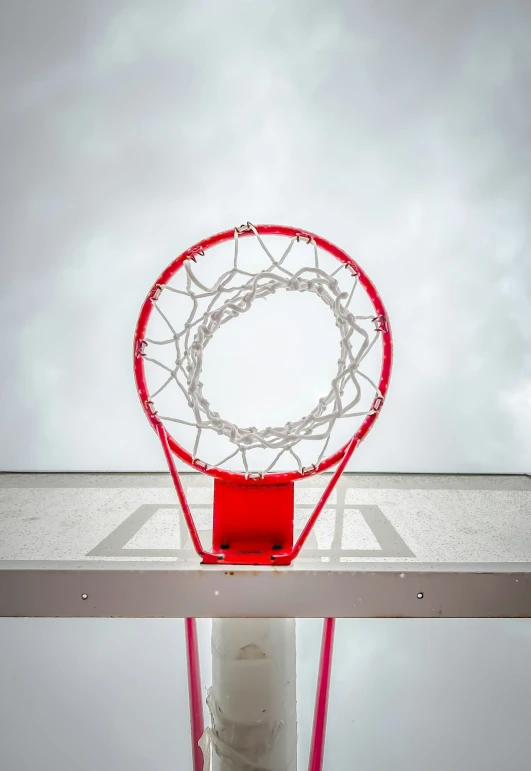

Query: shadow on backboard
[[87, 478, 415, 562]]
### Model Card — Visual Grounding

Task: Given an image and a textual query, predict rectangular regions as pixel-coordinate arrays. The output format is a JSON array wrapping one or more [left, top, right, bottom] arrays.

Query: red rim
[[134, 224, 392, 485]]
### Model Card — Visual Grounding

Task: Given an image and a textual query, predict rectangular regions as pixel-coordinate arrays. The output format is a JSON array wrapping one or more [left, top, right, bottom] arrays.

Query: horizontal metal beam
[[1, 561, 530, 618]]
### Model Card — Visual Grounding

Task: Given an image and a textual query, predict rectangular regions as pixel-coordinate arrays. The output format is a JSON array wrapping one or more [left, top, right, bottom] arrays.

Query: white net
[[140, 223, 385, 477]]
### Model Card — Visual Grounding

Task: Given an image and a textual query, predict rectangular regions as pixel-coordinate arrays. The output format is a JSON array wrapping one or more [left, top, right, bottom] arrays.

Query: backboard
[[1, 472, 530, 618]]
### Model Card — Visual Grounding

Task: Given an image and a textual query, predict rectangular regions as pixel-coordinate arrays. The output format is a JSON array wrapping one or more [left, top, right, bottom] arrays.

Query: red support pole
[[158, 423, 220, 564], [185, 618, 205, 771], [308, 618, 336, 771]]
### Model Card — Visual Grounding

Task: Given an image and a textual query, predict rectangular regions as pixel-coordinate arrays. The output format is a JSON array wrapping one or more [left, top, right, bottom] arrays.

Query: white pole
[[200, 618, 297, 770]]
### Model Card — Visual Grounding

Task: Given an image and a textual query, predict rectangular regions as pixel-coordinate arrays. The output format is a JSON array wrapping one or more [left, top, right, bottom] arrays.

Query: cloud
[[0, 0, 529, 471]]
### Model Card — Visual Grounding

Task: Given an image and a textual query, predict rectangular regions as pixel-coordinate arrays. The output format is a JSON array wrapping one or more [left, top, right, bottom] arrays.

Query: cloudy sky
[[0, 0, 529, 472], [1, 5, 530, 771], [1, 617, 530, 770]]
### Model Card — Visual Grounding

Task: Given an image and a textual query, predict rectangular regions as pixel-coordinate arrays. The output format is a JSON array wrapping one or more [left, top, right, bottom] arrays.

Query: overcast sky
[[0, 0, 529, 472], [1, 617, 530, 770], [1, 6, 530, 771]]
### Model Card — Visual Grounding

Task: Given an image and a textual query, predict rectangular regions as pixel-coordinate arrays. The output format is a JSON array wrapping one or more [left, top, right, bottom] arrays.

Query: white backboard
[[1, 472, 530, 618]]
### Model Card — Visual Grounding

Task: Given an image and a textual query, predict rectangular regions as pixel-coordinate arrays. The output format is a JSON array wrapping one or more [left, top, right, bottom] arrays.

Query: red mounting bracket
[[156, 422, 360, 566]]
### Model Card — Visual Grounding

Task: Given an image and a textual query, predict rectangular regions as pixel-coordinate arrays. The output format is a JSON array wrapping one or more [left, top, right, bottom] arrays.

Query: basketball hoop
[[134, 223, 392, 564]]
